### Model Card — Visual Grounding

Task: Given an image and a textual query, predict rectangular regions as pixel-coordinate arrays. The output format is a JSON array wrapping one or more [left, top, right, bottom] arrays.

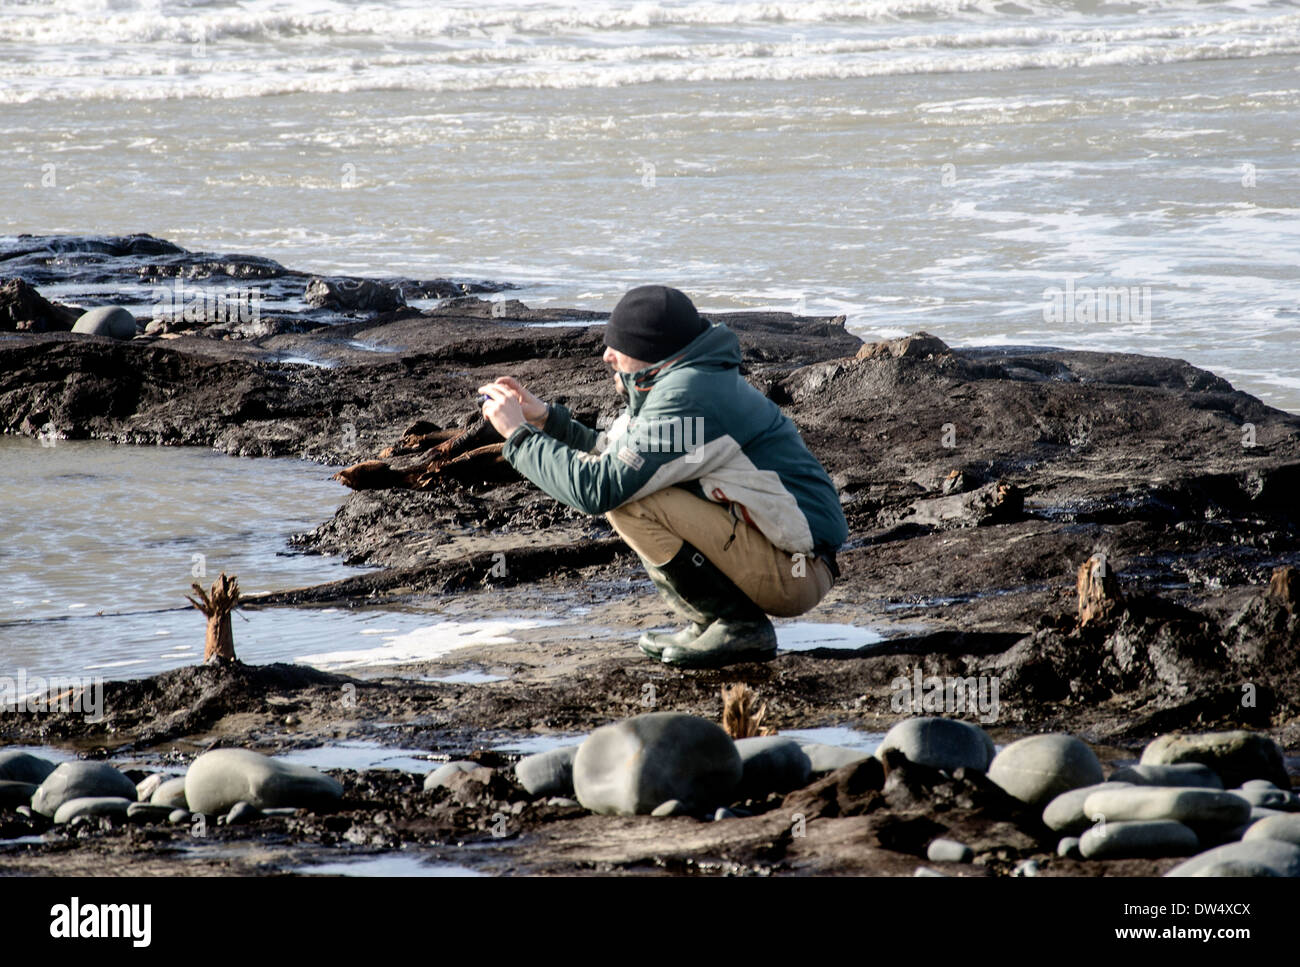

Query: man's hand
[[479, 377, 548, 429]]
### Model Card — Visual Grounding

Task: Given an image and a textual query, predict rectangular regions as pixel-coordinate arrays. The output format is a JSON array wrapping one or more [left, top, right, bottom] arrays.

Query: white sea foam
[[2, 4, 1298, 102]]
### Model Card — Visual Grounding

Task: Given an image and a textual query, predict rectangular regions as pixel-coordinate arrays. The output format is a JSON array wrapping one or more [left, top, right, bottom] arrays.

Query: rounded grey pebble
[[53, 796, 133, 825], [1084, 787, 1251, 829], [914, 866, 947, 877], [186, 748, 343, 813], [423, 761, 483, 792], [225, 801, 261, 825], [547, 797, 580, 808], [876, 717, 995, 774], [71, 305, 139, 340], [33, 762, 138, 817], [1164, 839, 1300, 877], [126, 802, 175, 824], [1241, 814, 1300, 845], [734, 736, 811, 798], [1013, 859, 1042, 877], [651, 799, 688, 817], [515, 746, 579, 798], [1228, 787, 1300, 811], [573, 712, 742, 816], [168, 809, 192, 825], [150, 776, 188, 809], [989, 734, 1104, 808], [0, 751, 58, 785], [1108, 763, 1222, 789], [1043, 782, 1128, 834], [713, 807, 737, 821], [1241, 779, 1279, 792], [926, 838, 973, 863], [1058, 836, 1082, 859], [1080, 819, 1200, 859], [0, 780, 38, 809], [798, 743, 869, 774]]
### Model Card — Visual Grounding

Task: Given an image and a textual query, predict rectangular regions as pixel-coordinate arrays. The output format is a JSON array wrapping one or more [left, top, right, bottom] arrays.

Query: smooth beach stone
[[71, 305, 138, 340], [1140, 731, 1288, 790], [225, 801, 261, 825], [1058, 836, 1082, 859], [1108, 763, 1222, 789], [423, 761, 485, 792], [1164, 840, 1300, 877], [875, 717, 995, 774], [988, 734, 1104, 808], [797, 743, 870, 774], [0, 780, 38, 809], [1080, 820, 1199, 859], [1242, 815, 1300, 846], [713, 807, 737, 821], [151, 776, 188, 809], [734, 736, 812, 797], [914, 866, 947, 877], [1013, 859, 1042, 877], [0, 751, 58, 785], [32, 762, 138, 817], [1084, 787, 1251, 829], [651, 799, 688, 817], [573, 712, 743, 816], [1043, 782, 1128, 834], [52, 796, 133, 825], [1227, 787, 1300, 811], [1241, 779, 1279, 792], [185, 748, 343, 814], [167, 809, 192, 825], [514, 746, 578, 797], [926, 838, 973, 863], [126, 802, 174, 825]]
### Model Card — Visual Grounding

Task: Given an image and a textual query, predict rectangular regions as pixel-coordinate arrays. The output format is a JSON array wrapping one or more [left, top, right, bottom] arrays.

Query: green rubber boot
[[636, 543, 777, 668], [637, 557, 711, 660]]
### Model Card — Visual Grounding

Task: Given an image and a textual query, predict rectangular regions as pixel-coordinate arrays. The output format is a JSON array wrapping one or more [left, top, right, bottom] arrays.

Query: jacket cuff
[[503, 421, 539, 458]]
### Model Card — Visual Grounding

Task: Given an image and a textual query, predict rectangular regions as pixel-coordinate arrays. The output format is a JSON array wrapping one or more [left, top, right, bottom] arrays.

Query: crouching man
[[478, 285, 847, 668]]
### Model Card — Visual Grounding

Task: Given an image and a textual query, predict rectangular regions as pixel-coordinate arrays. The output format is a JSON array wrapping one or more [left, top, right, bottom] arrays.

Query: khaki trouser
[[606, 486, 833, 618]]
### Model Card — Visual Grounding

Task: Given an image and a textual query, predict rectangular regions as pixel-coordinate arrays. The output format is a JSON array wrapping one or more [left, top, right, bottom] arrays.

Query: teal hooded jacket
[[501, 322, 848, 557]]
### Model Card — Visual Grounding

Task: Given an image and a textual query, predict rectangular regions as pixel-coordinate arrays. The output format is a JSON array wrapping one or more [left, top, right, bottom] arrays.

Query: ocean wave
[[1, 0, 1295, 45], [2, 31, 1298, 102], [3, 11, 1298, 83]]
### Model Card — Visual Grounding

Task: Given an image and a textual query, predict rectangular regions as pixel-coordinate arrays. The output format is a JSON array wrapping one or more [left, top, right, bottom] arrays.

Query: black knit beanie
[[604, 285, 707, 363]]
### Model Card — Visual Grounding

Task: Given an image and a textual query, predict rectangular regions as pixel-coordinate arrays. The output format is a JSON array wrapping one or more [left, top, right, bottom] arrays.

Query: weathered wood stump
[[1267, 565, 1299, 613], [185, 572, 241, 662], [721, 683, 775, 739], [1077, 553, 1122, 627]]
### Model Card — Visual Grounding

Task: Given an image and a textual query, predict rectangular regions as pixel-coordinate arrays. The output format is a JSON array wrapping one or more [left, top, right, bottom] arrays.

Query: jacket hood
[[617, 322, 741, 412]]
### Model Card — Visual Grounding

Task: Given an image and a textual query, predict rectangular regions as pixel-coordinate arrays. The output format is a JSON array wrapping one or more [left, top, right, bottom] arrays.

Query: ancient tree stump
[[1077, 553, 1122, 627], [721, 683, 775, 739], [185, 572, 242, 662], [1267, 565, 1299, 613]]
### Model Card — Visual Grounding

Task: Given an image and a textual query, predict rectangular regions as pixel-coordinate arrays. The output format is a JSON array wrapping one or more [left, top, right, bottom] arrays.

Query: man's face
[[603, 345, 651, 396]]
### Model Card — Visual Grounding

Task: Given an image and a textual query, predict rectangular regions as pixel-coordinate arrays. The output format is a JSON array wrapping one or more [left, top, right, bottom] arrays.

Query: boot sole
[[659, 647, 777, 669]]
